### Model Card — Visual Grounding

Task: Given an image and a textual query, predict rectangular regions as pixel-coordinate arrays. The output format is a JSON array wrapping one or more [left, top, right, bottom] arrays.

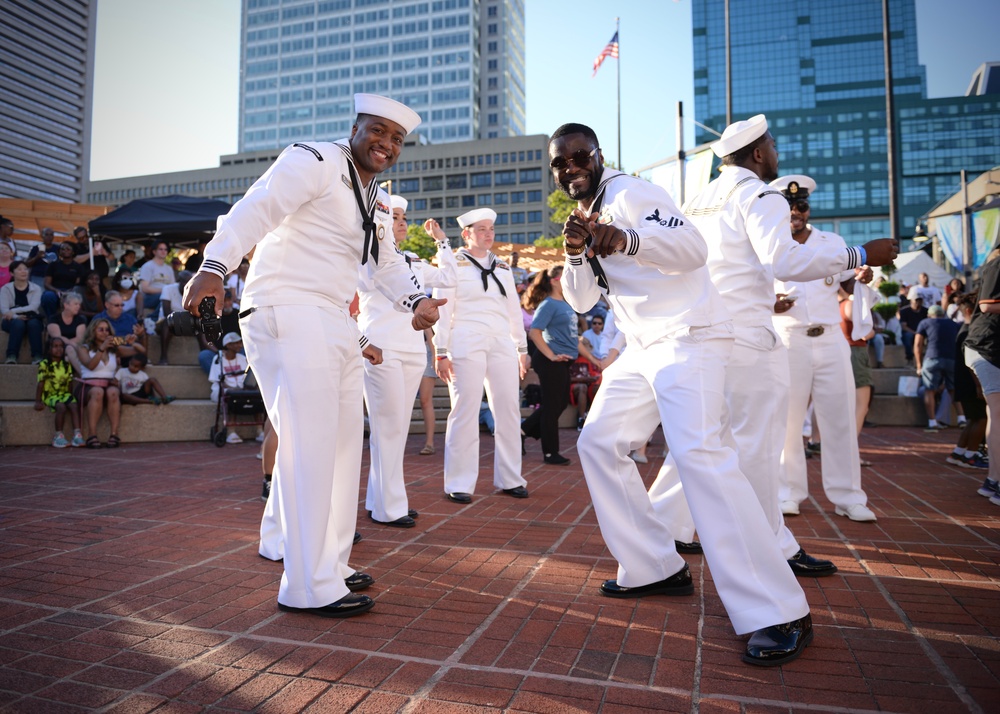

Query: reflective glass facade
[[239, 0, 526, 152], [690, 0, 1000, 246]]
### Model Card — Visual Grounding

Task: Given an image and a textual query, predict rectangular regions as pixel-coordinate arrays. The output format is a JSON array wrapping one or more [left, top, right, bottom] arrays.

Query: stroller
[[209, 362, 266, 447]]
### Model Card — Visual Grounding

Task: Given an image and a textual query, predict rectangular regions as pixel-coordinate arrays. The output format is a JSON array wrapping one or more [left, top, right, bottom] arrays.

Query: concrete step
[[0, 364, 212, 401], [871, 343, 906, 369], [872, 366, 914, 395], [0, 330, 204, 366], [0, 399, 265, 447], [867, 394, 926, 426]]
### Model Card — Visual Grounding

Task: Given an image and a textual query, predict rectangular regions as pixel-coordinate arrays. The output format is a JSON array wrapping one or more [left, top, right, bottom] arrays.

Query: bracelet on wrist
[[564, 243, 587, 256]]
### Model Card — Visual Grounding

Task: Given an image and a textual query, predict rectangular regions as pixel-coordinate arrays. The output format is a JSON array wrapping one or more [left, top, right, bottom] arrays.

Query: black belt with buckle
[[806, 326, 825, 337]]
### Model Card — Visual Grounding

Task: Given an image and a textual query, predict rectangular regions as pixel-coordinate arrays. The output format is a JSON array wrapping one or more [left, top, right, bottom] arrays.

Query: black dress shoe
[[787, 548, 838, 577], [543, 453, 571, 465], [370, 514, 416, 528], [447, 492, 472, 503], [502, 485, 529, 498], [278, 593, 374, 618], [600, 564, 694, 597], [521, 431, 527, 455], [353, 531, 362, 544], [743, 614, 813, 666], [675, 540, 703, 554], [408, 509, 418, 519], [345, 572, 374, 592]]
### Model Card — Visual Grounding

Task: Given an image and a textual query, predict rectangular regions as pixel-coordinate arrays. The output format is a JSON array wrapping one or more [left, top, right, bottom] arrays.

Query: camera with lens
[[166, 296, 223, 344]]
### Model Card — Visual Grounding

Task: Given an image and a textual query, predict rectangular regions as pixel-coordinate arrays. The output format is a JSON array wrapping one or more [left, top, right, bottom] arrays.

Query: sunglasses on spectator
[[790, 200, 810, 213], [549, 147, 599, 171]]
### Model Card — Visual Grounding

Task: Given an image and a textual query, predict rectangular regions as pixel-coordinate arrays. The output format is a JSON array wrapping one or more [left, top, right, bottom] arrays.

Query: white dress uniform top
[[434, 246, 527, 495], [774, 225, 869, 511], [360, 236, 456, 523], [648, 164, 868, 559], [562, 168, 809, 635], [199, 138, 427, 610]]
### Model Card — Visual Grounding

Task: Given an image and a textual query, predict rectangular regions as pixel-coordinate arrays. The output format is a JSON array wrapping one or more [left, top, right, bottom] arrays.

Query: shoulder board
[[496, 262, 509, 270], [292, 143, 323, 161], [456, 256, 470, 265]]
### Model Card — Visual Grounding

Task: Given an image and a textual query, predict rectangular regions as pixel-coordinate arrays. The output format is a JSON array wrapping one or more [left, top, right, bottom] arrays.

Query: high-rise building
[[0, 0, 98, 203], [691, 0, 1000, 245], [239, 0, 526, 153]]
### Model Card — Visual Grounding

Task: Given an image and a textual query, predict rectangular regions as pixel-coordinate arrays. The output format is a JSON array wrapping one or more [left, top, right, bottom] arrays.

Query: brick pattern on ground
[[0, 426, 997, 712]]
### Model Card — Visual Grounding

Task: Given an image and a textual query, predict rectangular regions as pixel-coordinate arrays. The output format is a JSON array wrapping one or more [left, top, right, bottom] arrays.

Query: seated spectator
[[46, 292, 87, 370], [509, 251, 529, 293], [916, 304, 960, 431], [1, 260, 44, 364], [898, 288, 927, 364], [947, 293, 988, 470], [111, 269, 140, 318], [197, 289, 241, 374], [572, 312, 608, 429], [116, 353, 174, 406], [184, 239, 208, 272], [0, 216, 16, 257], [479, 394, 495, 435], [0, 241, 13, 289], [34, 337, 83, 448], [137, 239, 175, 319], [41, 242, 84, 320], [93, 290, 146, 357], [76, 318, 123, 449], [79, 270, 106, 322], [118, 249, 138, 274], [155, 270, 192, 365], [209, 332, 250, 443], [25, 228, 57, 289]]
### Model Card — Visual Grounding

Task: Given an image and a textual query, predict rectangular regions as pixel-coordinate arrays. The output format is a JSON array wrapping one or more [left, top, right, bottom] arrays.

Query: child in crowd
[[33, 337, 83, 448], [116, 353, 174, 405], [209, 332, 250, 443]]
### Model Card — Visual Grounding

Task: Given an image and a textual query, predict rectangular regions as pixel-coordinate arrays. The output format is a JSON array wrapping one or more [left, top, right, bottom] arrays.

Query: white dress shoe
[[834, 503, 877, 522], [780, 500, 800, 516]]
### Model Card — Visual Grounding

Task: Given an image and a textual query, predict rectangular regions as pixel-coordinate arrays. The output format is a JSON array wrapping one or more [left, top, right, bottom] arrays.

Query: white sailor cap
[[712, 114, 768, 158], [770, 174, 817, 201], [390, 195, 408, 213], [354, 94, 422, 135], [457, 208, 497, 229]]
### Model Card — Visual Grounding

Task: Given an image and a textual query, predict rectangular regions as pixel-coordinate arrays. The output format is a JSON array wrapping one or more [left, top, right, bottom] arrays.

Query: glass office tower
[[239, 0, 526, 153], [691, 0, 1000, 244]]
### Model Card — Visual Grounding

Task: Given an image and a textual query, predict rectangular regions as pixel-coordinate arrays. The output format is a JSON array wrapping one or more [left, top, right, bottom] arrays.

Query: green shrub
[[873, 303, 898, 321], [877, 281, 900, 299]]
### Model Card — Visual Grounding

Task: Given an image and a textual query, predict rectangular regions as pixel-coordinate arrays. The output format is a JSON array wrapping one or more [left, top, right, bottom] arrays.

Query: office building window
[[519, 169, 541, 183], [447, 174, 467, 189], [510, 191, 524, 203], [511, 212, 525, 224], [494, 192, 508, 204], [527, 211, 542, 222], [462, 195, 476, 207], [424, 176, 443, 191], [495, 170, 516, 185], [527, 190, 542, 201], [478, 194, 492, 205], [495, 213, 509, 225], [471, 172, 491, 187], [413, 198, 427, 210], [446, 196, 460, 208]]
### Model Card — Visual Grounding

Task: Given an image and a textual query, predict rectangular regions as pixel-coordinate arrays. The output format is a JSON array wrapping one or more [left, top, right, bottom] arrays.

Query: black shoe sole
[[789, 564, 838, 577], [277, 598, 374, 618]]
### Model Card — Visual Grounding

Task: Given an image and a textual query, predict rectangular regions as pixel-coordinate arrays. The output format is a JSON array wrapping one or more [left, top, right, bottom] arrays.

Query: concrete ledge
[[0, 364, 212, 401], [867, 395, 925, 426]]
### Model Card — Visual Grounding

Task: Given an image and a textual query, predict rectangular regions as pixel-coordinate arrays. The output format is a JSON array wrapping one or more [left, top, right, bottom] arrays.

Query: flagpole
[[616, 17, 622, 172]]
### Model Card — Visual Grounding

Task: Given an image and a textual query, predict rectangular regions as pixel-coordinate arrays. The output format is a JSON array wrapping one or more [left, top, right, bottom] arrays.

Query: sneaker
[[51, 433, 69, 448], [261, 478, 271, 502], [957, 416, 968, 427], [163, 396, 176, 404], [71, 431, 85, 448], [805, 441, 821, 455], [31, 356, 43, 365], [964, 454, 990, 470], [226, 431, 243, 444], [3, 355, 16, 364], [577, 417, 585, 431], [976, 478, 998, 497], [946, 453, 968, 467], [255, 431, 265, 443], [834, 503, 877, 522], [149, 396, 161, 405], [629, 450, 648, 464], [990, 491, 1000, 507]]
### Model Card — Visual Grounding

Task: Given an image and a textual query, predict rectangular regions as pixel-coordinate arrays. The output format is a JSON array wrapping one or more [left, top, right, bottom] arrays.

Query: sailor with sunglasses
[[769, 175, 877, 523], [552, 121, 814, 666]]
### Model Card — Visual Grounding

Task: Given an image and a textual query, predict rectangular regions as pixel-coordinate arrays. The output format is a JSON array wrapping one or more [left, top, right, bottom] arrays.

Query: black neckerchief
[[462, 250, 506, 297], [337, 144, 380, 265], [582, 172, 619, 293]]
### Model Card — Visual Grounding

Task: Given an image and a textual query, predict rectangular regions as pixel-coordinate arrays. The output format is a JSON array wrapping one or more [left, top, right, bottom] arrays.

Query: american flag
[[592, 31, 619, 77]]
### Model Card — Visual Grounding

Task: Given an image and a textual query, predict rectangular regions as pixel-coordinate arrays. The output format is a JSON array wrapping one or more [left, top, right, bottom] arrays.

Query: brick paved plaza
[[1, 426, 998, 713]]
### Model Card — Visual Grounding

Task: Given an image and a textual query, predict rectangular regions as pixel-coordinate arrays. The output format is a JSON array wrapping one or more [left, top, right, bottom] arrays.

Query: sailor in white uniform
[[647, 118, 896, 575], [551, 121, 813, 667], [184, 94, 444, 619], [433, 208, 529, 503], [360, 198, 456, 527], [771, 175, 877, 522]]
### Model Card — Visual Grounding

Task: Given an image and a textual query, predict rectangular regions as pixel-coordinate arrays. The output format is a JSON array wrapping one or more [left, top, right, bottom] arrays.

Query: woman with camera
[[76, 317, 123, 448], [519, 266, 578, 465]]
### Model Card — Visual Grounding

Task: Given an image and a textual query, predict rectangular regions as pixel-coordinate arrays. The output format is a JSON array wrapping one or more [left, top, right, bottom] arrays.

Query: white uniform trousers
[[443, 328, 525, 494], [577, 323, 808, 635], [244, 304, 363, 608], [777, 326, 868, 508], [648, 326, 800, 558], [363, 348, 425, 521]]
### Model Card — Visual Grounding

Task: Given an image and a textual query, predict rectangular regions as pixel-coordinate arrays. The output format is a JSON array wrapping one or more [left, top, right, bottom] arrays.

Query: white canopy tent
[[871, 249, 953, 289]]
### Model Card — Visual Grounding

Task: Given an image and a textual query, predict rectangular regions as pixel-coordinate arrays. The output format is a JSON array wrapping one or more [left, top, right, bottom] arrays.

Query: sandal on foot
[[419, 444, 435, 455], [86, 436, 102, 449], [106, 434, 121, 448]]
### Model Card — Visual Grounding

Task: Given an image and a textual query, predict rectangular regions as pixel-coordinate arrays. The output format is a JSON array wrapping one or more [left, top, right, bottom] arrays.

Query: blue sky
[[89, 0, 999, 181]]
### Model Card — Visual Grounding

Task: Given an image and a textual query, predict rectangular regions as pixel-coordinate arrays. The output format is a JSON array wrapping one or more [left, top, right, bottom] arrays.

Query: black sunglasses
[[790, 199, 810, 213], [549, 147, 599, 171]]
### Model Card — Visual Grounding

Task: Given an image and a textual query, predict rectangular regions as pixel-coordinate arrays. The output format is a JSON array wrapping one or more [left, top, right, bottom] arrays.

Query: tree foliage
[[399, 222, 437, 260]]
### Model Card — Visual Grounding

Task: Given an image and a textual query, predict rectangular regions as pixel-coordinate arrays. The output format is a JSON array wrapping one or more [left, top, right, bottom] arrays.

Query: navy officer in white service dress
[[551, 121, 815, 666], [647, 117, 895, 580], [432, 208, 530, 504], [184, 94, 445, 618], [360, 198, 457, 527]]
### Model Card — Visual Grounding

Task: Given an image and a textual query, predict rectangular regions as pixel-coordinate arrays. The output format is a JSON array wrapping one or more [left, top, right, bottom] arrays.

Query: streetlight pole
[[882, 0, 899, 244]]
